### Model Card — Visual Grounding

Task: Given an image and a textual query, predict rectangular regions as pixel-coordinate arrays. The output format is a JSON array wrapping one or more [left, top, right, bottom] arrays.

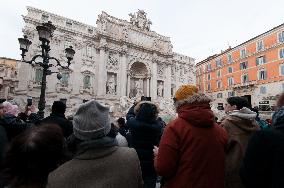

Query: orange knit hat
[[174, 85, 199, 101]]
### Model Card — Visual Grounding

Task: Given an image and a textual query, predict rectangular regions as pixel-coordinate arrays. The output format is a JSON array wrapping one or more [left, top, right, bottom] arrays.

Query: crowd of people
[[0, 84, 283, 188]]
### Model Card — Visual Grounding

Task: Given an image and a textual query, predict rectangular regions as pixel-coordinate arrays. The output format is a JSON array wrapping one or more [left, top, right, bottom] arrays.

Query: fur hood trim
[[134, 101, 159, 115], [174, 92, 212, 108], [228, 107, 257, 120]]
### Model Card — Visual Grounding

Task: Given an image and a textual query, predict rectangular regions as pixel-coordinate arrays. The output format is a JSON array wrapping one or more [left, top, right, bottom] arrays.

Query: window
[[207, 83, 211, 90], [258, 69, 267, 80], [227, 77, 234, 86], [35, 69, 43, 84], [240, 48, 246, 58], [66, 21, 72, 28], [207, 74, 211, 80], [228, 67, 233, 73], [86, 46, 92, 57], [217, 93, 223, 98], [197, 68, 201, 75], [280, 64, 284, 76], [260, 86, 267, 94], [60, 72, 69, 87], [278, 31, 284, 43], [228, 91, 235, 97], [217, 80, 222, 89], [256, 56, 266, 65], [41, 14, 49, 21], [217, 70, 221, 77], [227, 54, 232, 64], [64, 41, 72, 49], [256, 41, 264, 51], [280, 48, 284, 59], [241, 74, 249, 83], [83, 75, 91, 89], [207, 64, 212, 71], [216, 59, 222, 68], [240, 62, 248, 70], [88, 28, 93, 34]]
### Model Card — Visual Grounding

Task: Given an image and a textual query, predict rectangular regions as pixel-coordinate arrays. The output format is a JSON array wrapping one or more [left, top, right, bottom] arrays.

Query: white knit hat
[[73, 100, 111, 140]]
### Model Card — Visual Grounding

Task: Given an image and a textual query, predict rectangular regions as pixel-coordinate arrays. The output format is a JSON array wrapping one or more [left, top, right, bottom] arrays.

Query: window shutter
[[279, 33, 283, 42], [263, 56, 266, 64]]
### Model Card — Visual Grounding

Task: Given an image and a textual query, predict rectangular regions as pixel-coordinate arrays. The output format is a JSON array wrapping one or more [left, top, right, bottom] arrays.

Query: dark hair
[[136, 103, 158, 122], [52, 101, 66, 115], [0, 98, 6, 104], [276, 92, 284, 107], [117, 117, 125, 126], [227, 97, 249, 110], [2, 124, 65, 188]]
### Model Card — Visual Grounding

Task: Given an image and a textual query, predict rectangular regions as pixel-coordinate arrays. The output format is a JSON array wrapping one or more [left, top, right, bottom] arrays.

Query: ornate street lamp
[[18, 21, 75, 119]]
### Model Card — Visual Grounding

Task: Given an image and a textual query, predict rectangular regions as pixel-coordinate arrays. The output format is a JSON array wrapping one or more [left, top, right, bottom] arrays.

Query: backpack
[[256, 119, 269, 129]]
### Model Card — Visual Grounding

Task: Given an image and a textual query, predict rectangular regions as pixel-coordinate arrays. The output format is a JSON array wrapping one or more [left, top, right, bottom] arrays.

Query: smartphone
[[141, 96, 151, 101], [60, 98, 67, 105], [27, 97, 32, 106]]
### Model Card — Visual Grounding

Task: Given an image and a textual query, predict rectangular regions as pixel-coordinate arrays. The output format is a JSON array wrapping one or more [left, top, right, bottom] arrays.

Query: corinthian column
[[165, 64, 172, 99], [97, 38, 108, 96], [151, 61, 157, 100], [119, 45, 128, 96]]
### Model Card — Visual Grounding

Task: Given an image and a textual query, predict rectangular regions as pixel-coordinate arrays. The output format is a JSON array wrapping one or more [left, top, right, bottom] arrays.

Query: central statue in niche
[[134, 79, 144, 98], [128, 62, 149, 99]]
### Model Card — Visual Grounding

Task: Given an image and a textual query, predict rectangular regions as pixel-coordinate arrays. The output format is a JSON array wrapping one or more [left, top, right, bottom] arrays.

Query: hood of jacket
[[228, 107, 257, 120], [225, 107, 259, 133], [177, 102, 215, 127], [134, 101, 159, 123]]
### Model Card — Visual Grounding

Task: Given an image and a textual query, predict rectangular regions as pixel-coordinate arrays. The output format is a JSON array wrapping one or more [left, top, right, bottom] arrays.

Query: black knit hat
[[52, 101, 66, 114]]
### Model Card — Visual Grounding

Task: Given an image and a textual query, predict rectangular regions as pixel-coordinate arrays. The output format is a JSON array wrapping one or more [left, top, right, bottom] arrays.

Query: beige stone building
[[15, 7, 195, 116], [0, 57, 19, 99]]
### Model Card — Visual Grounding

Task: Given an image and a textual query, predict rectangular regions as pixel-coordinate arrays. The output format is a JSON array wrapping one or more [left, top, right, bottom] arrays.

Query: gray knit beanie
[[73, 100, 111, 140]]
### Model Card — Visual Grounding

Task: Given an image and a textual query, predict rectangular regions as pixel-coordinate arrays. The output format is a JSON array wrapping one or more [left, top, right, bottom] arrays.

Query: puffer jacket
[[126, 101, 164, 180]]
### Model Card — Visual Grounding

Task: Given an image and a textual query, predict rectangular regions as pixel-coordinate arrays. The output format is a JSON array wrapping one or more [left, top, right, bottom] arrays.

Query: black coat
[[0, 125, 7, 163], [41, 113, 73, 138], [240, 118, 284, 188], [0, 114, 29, 142], [126, 104, 164, 178]]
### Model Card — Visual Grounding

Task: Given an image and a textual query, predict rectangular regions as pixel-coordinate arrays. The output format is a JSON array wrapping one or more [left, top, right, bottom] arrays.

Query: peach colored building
[[196, 23, 284, 111]]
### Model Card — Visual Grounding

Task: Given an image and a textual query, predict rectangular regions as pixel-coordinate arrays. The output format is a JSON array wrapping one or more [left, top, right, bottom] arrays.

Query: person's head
[[52, 101, 66, 115], [73, 100, 111, 141], [173, 84, 211, 108], [134, 101, 159, 122], [117, 117, 125, 127], [276, 92, 284, 108], [2, 124, 65, 187], [225, 97, 249, 113]]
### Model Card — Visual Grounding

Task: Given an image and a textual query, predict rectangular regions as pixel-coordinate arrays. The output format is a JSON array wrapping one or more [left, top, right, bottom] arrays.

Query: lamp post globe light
[[18, 21, 75, 119]]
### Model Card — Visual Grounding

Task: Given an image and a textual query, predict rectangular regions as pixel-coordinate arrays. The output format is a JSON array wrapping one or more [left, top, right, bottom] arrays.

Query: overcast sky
[[0, 0, 284, 62]]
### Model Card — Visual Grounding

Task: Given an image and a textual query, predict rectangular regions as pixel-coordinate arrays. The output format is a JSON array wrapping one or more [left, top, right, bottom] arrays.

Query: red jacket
[[154, 103, 228, 188]]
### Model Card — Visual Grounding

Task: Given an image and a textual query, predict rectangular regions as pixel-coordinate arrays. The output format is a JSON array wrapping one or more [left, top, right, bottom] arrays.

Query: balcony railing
[[233, 81, 257, 89]]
